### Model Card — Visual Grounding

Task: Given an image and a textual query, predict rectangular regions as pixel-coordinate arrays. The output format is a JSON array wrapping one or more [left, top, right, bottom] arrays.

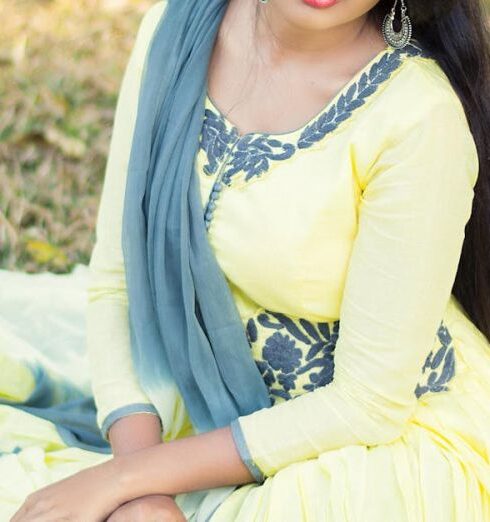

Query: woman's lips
[[302, 0, 338, 8]]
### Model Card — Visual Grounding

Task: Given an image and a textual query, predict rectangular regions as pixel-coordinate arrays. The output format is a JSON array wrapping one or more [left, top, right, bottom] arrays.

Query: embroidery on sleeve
[[414, 322, 456, 399]]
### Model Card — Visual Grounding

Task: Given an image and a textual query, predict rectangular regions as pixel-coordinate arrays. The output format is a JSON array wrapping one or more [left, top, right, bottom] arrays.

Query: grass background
[[0, 0, 152, 273], [1, 0, 489, 273]]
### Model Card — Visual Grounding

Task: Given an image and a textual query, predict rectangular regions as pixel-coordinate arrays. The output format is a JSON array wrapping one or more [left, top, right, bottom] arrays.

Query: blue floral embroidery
[[414, 323, 456, 399], [297, 42, 427, 149], [246, 311, 455, 405], [199, 109, 239, 176], [199, 42, 430, 190], [198, 42, 431, 227], [222, 136, 295, 185], [262, 332, 303, 373], [199, 113, 296, 185], [246, 310, 339, 405], [255, 360, 276, 388]]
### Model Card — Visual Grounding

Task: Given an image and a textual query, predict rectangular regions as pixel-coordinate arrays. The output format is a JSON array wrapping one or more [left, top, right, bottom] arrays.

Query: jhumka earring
[[382, 0, 412, 49]]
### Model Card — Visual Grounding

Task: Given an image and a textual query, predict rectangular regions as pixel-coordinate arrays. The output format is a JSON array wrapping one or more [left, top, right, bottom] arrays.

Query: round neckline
[[205, 42, 403, 140]]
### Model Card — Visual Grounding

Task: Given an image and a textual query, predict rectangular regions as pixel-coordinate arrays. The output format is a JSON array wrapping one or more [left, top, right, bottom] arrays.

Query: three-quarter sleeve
[[86, 0, 168, 440], [229, 93, 480, 480]]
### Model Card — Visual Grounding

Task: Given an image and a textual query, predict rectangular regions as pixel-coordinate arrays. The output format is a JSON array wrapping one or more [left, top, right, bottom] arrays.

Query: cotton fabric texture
[[85, 0, 490, 518], [1, 0, 489, 520]]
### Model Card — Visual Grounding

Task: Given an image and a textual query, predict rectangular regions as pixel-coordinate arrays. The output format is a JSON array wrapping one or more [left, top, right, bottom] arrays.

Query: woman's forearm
[[108, 412, 163, 455], [113, 425, 256, 502], [108, 414, 177, 500]]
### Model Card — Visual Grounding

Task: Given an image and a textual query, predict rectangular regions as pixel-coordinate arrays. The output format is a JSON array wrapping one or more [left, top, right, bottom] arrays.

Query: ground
[[0, 0, 151, 273]]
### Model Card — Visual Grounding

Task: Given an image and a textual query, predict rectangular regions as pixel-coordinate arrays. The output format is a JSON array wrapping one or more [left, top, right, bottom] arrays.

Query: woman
[[9, 0, 490, 520]]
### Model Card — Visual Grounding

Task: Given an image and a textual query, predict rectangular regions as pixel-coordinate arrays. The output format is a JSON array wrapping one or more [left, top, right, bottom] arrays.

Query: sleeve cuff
[[100, 403, 162, 441], [230, 417, 266, 484]]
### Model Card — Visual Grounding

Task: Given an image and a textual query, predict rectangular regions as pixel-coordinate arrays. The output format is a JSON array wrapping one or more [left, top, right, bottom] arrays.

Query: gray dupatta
[[121, 0, 271, 435]]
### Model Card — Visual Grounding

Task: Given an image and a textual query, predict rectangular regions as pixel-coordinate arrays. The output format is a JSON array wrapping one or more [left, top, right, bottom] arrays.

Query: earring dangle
[[382, 0, 412, 49]]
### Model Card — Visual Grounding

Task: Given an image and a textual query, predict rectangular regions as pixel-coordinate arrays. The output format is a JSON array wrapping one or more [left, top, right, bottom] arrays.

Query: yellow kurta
[[86, 1, 490, 519], [1, 1, 489, 520]]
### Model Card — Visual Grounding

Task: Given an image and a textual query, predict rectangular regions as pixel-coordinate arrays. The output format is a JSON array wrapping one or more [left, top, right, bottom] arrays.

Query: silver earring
[[259, 0, 268, 4], [382, 0, 412, 49]]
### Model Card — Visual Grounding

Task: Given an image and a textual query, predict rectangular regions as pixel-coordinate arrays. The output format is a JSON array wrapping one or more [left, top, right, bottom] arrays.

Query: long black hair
[[251, 0, 490, 342], [369, 0, 490, 343]]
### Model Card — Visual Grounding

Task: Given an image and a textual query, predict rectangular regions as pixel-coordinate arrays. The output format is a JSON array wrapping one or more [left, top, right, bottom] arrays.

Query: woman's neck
[[221, 0, 386, 69]]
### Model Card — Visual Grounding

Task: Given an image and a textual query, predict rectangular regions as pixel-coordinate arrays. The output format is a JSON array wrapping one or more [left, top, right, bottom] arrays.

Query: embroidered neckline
[[199, 39, 432, 229], [204, 39, 429, 141]]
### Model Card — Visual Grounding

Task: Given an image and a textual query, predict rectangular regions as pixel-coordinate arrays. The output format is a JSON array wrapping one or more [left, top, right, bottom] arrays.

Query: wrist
[[86, 455, 132, 511], [111, 445, 167, 502], [109, 453, 137, 505]]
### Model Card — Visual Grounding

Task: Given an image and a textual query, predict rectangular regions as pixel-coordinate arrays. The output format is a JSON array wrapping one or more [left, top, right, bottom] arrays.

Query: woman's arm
[[115, 426, 256, 498], [86, 0, 168, 440], [85, 2, 185, 518], [108, 414, 163, 455], [9, 426, 252, 521], [223, 91, 480, 480]]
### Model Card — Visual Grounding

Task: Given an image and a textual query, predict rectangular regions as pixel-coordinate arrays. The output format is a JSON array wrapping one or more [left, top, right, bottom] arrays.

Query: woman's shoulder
[[399, 52, 478, 171], [138, 0, 169, 36], [352, 45, 479, 189], [388, 47, 469, 125], [141, 0, 169, 20], [356, 44, 474, 148], [126, 1, 169, 73], [130, 0, 169, 56]]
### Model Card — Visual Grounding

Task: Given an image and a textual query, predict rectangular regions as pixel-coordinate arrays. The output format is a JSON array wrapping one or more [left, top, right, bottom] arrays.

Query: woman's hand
[[10, 459, 122, 522], [106, 495, 186, 522]]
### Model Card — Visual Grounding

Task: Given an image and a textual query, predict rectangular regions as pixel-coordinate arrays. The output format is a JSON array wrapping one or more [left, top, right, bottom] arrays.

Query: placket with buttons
[[203, 137, 241, 231]]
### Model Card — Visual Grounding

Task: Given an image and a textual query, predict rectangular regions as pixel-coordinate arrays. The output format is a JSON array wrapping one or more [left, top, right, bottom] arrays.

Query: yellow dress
[[1, 1, 489, 520]]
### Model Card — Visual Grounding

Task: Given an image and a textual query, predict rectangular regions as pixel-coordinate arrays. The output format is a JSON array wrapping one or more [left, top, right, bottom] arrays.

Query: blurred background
[[1, 0, 489, 274], [0, 0, 152, 273]]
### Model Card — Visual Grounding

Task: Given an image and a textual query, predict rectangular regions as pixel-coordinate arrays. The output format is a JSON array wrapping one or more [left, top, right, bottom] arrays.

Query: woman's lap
[[208, 424, 488, 522]]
